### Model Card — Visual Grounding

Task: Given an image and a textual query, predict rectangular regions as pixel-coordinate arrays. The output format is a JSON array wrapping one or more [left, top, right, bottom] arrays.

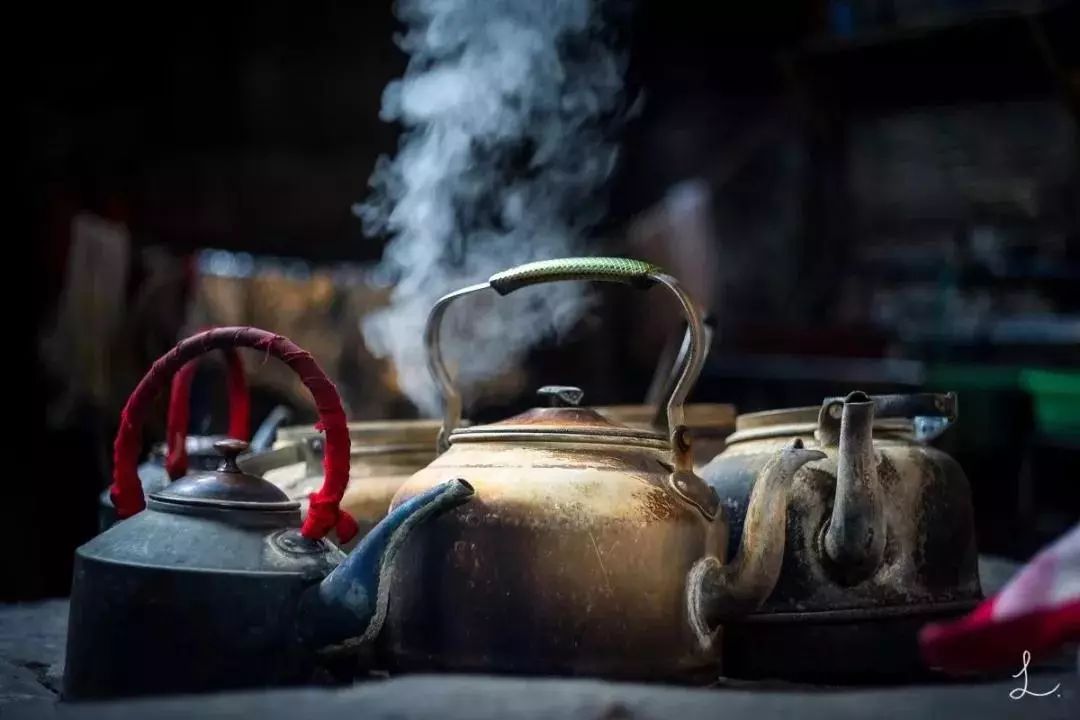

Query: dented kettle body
[[384, 433, 724, 679], [705, 429, 981, 613], [699, 393, 982, 680], [375, 258, 825, 679]]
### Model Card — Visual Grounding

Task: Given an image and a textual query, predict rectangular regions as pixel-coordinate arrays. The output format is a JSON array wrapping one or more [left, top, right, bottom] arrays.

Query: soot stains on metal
[[700, 393, 981, 680]]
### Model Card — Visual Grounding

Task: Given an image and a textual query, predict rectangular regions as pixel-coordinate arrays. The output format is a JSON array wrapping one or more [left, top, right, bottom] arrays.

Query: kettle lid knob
[[149, 437, 296, 510], [537, 386, 584, 407], [214, 438, 249, 473]]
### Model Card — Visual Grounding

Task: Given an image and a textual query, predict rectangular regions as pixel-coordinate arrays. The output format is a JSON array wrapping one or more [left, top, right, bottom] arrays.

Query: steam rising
[[357, 0, 626, 415]]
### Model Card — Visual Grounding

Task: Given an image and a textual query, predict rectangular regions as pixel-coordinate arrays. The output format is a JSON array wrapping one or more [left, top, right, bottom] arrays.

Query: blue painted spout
[[299, 477, 474, 649]]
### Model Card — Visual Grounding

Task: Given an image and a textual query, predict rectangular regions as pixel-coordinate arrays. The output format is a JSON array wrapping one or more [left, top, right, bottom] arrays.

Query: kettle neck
[[823, 392, 886, 580]]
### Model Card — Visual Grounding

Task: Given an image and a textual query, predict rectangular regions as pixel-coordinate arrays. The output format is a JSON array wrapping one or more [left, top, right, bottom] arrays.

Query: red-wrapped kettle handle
[[111, 327, 357, 542], [164, 348, 251, 480]]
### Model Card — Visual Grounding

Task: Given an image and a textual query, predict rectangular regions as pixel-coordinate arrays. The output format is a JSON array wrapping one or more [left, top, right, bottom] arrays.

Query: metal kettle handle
[[163, 347, 251, 480], [248, 405, 294, 454], [644, 318, 715, 429], [817, 392, 958, 446], [424, 257, 707, 461], [110, 327, 357, 542]]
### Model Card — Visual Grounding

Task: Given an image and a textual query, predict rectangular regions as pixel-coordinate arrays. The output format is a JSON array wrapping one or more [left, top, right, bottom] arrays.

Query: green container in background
[[925, 364, 1080, 438], [925, 364, 1023, 454], [1021, 369, 1080, 437], [924, 363, 1078, 556]]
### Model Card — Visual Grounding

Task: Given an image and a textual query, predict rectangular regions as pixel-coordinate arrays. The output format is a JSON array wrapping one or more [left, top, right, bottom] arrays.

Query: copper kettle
[[63, 327, 473, 699], [380, 258, 824, 680]]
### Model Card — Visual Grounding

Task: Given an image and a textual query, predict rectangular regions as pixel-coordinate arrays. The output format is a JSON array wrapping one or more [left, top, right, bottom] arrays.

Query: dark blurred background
[[14, 0, 1080, 600]]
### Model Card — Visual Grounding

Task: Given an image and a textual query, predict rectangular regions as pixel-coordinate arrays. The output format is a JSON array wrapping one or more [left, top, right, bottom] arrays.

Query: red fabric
[[225, 348, 250, 441], [920, 599, 1080, 673], [163, 348, 250, 480], [164, 358, 197, 480], [111, 327, 356, 542], [919, 521, 1080, 673]]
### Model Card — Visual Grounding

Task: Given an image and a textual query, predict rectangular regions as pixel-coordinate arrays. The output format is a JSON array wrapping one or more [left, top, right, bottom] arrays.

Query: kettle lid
[[449, 386, 668, 448], [151, 439, 298, 511]]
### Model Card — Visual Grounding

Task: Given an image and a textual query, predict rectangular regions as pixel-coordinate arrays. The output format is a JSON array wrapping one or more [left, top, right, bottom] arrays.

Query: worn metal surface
[[723, 406, 911, 446], [64, 502, 342, 699], [823, 392, 887, 582], [66, 441, 340, 699], [154, 439, 297, 507], [700, 392, 981, 679], [66, 466, 472, 700], [382, 259, 853, 678], [385, 426, 719, 680], [816, 393, 958, 447], [382, 400, 821, 680], [723, 605, 1013, 682], [0, 556, 1029, 710], [596, 403, 735, 470], [688, 441, 826, 645]]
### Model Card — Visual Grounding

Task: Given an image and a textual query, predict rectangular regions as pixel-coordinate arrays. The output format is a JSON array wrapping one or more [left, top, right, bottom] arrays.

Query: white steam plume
[[357, 0, 627, 415]]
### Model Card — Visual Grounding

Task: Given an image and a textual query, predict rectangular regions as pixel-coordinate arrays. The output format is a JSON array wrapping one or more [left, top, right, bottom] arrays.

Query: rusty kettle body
[[378, 258, 823, 679], [700, 391, 982, 680]]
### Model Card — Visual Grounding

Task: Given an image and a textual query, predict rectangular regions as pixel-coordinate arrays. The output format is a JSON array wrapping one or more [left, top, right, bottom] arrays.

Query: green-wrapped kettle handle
[[489, 257, 659, 295], [424, 257, 707, 462]]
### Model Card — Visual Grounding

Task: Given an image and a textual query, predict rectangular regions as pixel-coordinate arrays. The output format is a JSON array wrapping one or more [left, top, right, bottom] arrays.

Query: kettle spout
[[688, 439, 824, 648], [298, 478, 474, 650], [822, 391, 885, 581]]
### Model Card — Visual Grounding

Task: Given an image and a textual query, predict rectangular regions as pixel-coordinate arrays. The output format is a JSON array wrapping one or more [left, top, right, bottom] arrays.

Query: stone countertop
[[0, 599, 67, 702], [3, 556, 1076, 718], [6, 672, 1078, 720]]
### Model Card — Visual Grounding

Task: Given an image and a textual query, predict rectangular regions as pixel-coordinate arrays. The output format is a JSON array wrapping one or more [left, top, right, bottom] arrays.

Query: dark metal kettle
[[698, 391, 981, 680], [63, 327, 473, 700]]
